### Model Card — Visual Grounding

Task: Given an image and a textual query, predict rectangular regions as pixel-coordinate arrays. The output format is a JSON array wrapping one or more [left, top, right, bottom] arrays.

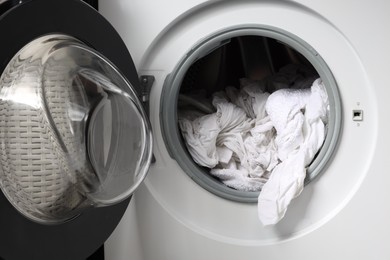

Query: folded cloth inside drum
[[178, 67, 329, 225]]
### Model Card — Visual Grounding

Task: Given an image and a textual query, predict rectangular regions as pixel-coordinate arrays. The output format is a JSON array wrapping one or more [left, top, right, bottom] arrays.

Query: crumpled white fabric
[[258, 78, 329, 225], [211, 82, 282, 191], [178, 91, 249, 168], [178, 65, 329, 225], [179, 82, 277, 191], [179, 112, 220, 168]]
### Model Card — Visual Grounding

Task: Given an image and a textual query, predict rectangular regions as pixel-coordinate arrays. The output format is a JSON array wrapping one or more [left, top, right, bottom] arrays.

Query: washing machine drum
[[0, 0, 152, 259]]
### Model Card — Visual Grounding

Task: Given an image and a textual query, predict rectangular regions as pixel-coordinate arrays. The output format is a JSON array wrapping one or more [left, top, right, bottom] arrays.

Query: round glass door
[[0, 34, 152, 224]]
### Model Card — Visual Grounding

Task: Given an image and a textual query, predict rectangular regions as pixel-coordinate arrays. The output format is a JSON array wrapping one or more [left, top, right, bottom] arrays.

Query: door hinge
[[140, 75, 155, 116], [140, 75, 156, 163]]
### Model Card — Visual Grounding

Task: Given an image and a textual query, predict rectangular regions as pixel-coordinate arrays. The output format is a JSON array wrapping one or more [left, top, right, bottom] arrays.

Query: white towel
[[258, 79, 328, 225]]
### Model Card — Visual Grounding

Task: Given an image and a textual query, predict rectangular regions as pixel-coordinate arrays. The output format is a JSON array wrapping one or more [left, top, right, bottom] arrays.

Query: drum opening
[[161, 27, 341, 202]]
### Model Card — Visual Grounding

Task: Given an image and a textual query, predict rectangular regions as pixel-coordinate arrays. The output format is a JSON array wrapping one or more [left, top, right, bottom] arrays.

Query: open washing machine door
[[0, 0, 152, 259]]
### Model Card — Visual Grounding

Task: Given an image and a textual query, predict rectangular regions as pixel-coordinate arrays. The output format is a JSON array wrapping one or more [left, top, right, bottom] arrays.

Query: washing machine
[[100, 0, 390, 259], [0, 0, 153, 259]]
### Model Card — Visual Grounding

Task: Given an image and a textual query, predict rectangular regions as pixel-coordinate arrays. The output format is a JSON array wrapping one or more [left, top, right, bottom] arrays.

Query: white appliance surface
[[101, 0, 390, 259]]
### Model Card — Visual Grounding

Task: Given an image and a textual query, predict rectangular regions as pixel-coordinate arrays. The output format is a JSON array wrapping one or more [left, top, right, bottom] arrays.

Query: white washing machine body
[[100, 1, 390, 259]]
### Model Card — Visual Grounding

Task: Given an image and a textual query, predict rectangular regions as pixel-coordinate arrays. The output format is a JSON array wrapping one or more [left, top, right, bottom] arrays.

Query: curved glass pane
[[0, 34, 152, 223]]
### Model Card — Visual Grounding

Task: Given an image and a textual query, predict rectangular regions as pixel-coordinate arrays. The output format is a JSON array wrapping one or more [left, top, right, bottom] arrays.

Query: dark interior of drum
[[179, 35, 317, 95]]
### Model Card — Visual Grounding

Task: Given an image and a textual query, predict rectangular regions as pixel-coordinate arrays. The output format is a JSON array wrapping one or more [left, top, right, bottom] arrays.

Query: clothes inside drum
[[177, 36, 330, 225]]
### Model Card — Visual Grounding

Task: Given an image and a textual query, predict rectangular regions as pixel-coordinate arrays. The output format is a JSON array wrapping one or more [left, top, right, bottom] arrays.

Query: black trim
[[83, 0, 98, 10], [87, 245, 105, 260], [0, 244, 106, 260], [0, 0, 18, 16], [0, 0, 139, 259]]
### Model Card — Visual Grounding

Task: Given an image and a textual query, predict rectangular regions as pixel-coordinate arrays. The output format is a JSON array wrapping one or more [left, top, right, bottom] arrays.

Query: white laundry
[[179, 84, 276, 190], [226, 86, 256, 119], [241, 81, 279, 178], [258, 79, 329, 225], [179, 113, 220, 168], [266, 87, 311, 161], [210, 161, 267, 192], [244, 118, 278, 178], [212, 92, 251, 133], [178, 66, 329, 226], [178, 91, 248, 168], [207, 92, 266, 190]]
